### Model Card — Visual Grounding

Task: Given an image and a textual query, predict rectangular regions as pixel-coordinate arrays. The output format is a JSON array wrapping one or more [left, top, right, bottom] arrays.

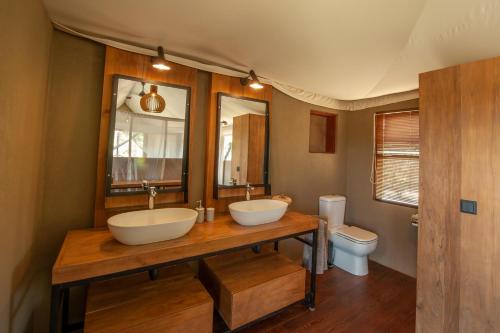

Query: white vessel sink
[[229, 199, 288, 226], [107, 208, 197, 245]]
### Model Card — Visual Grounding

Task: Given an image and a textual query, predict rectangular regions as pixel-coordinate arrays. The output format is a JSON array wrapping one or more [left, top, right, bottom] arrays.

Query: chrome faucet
[[245, 183, 255, 201], [142, 180, 157, 209]]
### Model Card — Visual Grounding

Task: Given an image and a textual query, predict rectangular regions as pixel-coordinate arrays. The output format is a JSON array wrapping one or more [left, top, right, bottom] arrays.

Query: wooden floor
[[236, 261, 416, 333]]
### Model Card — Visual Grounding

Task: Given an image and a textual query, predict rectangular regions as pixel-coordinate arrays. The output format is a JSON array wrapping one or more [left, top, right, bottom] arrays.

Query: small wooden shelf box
[[199, 250, 306, 330], [84, 264, 213, 333]]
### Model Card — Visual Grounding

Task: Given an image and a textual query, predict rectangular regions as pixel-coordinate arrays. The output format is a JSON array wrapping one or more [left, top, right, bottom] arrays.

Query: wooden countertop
[[52, 211, 318, 285]]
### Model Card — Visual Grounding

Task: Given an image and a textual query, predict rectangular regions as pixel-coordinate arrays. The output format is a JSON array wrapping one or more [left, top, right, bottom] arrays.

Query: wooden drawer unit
[[199, 250, 306, 330], [84, 264, 213, 333]]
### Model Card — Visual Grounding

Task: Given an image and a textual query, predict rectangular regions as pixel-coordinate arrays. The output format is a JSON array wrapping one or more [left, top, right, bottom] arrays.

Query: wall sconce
[[240, 70, 264, 89], [151, 46, 171, 71]]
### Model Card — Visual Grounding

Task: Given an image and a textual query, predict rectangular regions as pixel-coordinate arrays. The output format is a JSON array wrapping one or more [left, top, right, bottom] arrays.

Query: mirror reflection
[[217, 94, 268, 187], [107, 76, 189, 195]]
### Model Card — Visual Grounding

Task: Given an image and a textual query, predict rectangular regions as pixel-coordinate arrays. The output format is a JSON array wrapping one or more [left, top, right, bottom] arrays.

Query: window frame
[[372, 109, 419, 208]]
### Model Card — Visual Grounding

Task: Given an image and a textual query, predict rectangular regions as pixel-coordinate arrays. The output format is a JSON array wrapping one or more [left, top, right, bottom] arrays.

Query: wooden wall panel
[[416, 66, 462, 333], [417, 56, 500, 332], [204, 73, 272, 212], [94, 47, 198, 227], [458, 58, 500, 332]]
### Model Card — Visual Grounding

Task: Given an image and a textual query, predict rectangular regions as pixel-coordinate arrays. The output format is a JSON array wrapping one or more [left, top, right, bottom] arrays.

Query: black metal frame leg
[[62, 288, 69, 332], [308, 229, 318, 310], [49, 285, 71, 333], [50, 285, 61, 333]]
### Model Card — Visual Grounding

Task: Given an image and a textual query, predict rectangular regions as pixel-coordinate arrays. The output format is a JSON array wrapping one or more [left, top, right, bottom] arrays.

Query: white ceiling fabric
[[44, 0, 500, 110]]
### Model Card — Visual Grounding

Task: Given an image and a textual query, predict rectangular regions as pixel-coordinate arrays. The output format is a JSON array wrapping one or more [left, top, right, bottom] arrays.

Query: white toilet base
[[332, 247, 369, 276]]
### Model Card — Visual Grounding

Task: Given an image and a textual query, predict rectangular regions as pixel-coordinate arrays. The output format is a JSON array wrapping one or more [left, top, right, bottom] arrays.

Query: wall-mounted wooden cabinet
[[417, 57, 500, 332], [309, 110, 337, 154]]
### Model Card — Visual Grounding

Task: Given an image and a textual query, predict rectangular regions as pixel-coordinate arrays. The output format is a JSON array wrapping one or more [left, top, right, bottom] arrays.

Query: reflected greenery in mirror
[[106, 75, 190, 197], [215, 93, 270, 194]]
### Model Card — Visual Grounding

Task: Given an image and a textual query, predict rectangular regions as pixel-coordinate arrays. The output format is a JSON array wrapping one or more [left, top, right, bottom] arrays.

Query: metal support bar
[[293, 236, 312, 247], [62, 289, 70, 333], [251, 245, 261, 253], [49, 285, 62, 333], [148, 268, 159, 280], [274, 241, 279, 251], [308, 229, 318, 310]]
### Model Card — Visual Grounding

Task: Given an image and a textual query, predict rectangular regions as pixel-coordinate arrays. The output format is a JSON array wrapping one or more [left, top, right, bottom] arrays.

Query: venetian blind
[[374, 110, 419, 207]]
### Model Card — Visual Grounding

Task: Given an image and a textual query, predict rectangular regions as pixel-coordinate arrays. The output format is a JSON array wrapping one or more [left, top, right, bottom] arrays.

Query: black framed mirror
[[214, 93, 270, 199], [105, 75, 190, 198]]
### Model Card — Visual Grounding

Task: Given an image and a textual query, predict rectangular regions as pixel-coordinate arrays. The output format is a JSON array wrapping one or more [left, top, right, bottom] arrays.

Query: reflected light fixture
[[240, 70, 264, 89], [139, 82, 146, 96], [151, 46, 171, 71], [140, 85, 166, 113]]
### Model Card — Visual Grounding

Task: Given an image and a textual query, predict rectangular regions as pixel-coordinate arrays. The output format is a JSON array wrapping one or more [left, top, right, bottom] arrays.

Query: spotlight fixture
[[151, 46, 171, 71], [240, 70, 264, 89]]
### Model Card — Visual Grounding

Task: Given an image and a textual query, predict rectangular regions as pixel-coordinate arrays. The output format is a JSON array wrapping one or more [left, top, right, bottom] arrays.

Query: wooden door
[[247, 114, 265, 184], [417, 57, 500, 332], [231, 114, 249, 185], [231, 114, 265, 185]]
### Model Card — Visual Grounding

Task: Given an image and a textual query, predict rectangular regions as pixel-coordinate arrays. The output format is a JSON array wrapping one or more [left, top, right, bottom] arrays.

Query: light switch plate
[[460, 199, 477, 215]]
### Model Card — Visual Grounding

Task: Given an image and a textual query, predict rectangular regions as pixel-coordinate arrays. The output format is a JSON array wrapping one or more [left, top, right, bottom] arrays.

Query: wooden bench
[[84, 264, 213, 333], [199, 250, 306, 330]]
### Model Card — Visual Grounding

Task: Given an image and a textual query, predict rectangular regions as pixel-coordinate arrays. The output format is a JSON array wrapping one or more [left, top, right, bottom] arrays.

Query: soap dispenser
[[195, 200, 205, 223]]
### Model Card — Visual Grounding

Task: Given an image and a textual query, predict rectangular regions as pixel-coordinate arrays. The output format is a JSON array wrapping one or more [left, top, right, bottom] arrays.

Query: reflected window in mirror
[[215, 93, 270, 197], [106, 75, 190, 197]]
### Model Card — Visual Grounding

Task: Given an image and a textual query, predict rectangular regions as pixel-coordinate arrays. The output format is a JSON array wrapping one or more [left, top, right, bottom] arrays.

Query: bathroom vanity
[[50, 212, 319, 332], [47, 50, 316, 332]]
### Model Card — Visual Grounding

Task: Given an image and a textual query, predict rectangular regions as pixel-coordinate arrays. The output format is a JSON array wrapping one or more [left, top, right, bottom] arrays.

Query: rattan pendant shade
[[140, 85, 166, 113]]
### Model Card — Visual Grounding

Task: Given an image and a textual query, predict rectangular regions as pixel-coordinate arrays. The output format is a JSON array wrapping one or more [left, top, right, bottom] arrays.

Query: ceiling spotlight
[[240, 70, 264, 89], [151, 46, 171, 71]]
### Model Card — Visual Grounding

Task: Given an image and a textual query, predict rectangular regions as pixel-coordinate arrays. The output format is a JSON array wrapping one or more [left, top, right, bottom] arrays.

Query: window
[[113, 112, 184, 159], [309, 110, 337, 153], [373, 110, 419, 207]]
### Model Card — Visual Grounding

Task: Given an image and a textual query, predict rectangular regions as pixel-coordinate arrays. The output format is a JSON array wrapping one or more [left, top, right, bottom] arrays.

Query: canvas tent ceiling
[[43, 0, 500, 109]]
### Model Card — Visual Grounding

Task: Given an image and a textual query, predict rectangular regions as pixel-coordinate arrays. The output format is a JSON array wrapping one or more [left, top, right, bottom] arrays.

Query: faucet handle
[[246, 183, 255, 190]]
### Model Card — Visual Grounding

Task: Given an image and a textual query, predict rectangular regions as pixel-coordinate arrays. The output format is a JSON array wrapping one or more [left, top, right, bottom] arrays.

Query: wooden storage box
[[199, 250, 306, 330], [84, 264, 213, 333]]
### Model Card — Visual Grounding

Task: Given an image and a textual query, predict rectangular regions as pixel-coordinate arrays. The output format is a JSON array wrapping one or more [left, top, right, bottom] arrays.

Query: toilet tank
[[319, 195, 346, 227]]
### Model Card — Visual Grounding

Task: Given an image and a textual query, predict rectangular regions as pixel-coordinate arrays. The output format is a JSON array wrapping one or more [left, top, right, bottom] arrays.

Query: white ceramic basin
[[229, 199, 288, 226], [107, 208, 197, 245]]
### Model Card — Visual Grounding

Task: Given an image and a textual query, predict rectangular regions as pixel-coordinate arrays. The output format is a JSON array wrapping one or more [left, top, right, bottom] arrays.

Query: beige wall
[[41, 31, 105, 325], [41, 30, 104, 267], [0, 0, 53, 332], [270, 90, 347, 259], [270, 90, 347, 213], [0, 26, 104, 331], [346, 99, 419, 277]]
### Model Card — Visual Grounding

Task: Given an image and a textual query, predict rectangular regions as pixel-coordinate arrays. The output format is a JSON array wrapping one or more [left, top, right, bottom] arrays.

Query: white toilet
[[320, 195, 378, 276]]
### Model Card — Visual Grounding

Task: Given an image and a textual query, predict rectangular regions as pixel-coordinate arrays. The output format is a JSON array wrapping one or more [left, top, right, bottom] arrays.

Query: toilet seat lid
[[333, 226, 378, 243]]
